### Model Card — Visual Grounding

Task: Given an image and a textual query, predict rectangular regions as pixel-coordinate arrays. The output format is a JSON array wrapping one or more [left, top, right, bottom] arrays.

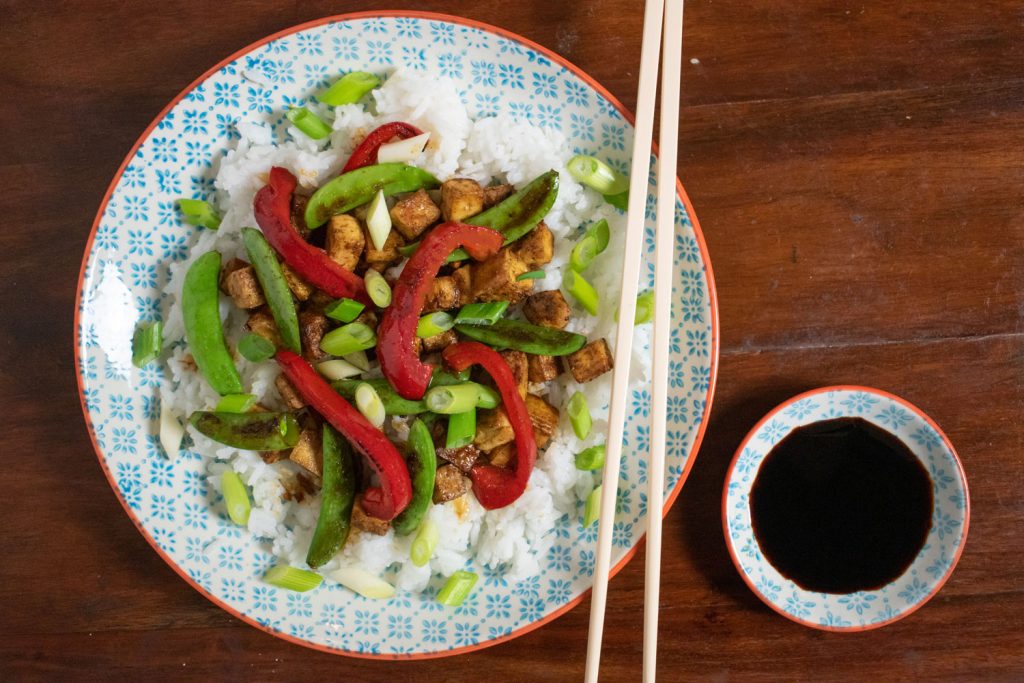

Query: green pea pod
[[189, 411, 300, 450], [305, 163, 440, 229], [332, 378, 428, 415], [182, 251, 244, 395], [454, 319, 587, 356], [306, 425, 356, 568], [392, 418, 438, 536], [429, 367, 472, 386], [241, 228, 301, 353]]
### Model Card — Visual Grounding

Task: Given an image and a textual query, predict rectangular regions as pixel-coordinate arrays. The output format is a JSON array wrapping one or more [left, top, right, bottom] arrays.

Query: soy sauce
[[750, 417, 932, 594]]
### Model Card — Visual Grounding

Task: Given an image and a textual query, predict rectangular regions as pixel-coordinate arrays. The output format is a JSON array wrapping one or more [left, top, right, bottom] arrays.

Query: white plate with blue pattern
[[75, 12, 719, 658], [723, 386, 968, 631]]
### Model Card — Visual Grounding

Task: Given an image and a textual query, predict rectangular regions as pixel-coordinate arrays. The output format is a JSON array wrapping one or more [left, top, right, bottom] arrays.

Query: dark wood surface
[[1, 1, 1021, 680]]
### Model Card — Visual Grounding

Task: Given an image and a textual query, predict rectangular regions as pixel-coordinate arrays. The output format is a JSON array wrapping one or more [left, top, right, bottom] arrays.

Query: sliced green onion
[[343, 350, 371, 371], [446, 410, 476, 449], [410, 519, 439, 567], [286, 107, 332, 140], [517, 269, 546, 281], [416, 311, 455, 338], [317, 358, 362, 381], [159, 404, 184, 460], [325, 299, 364, 325], [263, 564, 323, 592], [454, 301, 509, 326], [564, 270, 599, 315], [177, 198, 221, 230], [237, 332, 276, 362], [131, 321, 163, 368], [320, 322, 376, 356], [634, 290, 654, 325], [366, 188, 391, 251], [566, 155, 629, 196], [364, 269, 392, 308], [215, 393, 257, 413], [437, 570, 478, 607], [331, 566, 395, 599], [567, 392, 592, 439], [377, 132, 430, 164], [319, 71, 380, 106], [221, 470, 251, 526], [475, 384, 501, 410], [583, 485, 602, 526], [570, 234, 600, 272], [575, 444, 606, 471], [355, 382, 386, 428], [587, 218, 611, 252], [604, 190, 629, 211], [425, 384, 481, 414]]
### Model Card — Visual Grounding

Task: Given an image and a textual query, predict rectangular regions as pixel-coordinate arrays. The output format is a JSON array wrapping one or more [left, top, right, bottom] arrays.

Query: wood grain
[[1, 0, 1022, 680]]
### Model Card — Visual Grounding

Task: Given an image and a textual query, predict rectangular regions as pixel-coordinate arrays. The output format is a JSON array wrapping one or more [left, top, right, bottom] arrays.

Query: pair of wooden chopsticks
[[585, 1, 684, 681]]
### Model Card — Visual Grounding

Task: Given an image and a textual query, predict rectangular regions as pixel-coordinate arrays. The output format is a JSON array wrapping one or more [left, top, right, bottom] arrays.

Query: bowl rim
[[720, 385, 970, 632], [73, 10, 721, 660]]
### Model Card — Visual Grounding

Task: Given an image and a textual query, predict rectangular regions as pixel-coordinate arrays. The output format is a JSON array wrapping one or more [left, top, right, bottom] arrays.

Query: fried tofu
[[525, 394, 559, 448], [470, 248, 533, 303], [423, 276, 460, 313], [474, 407, 515, 451], [433, 463, 471, 503], [483, 183, 515, 208], [363, 227, 405, 271], [355, 309, 378, 329], [500, 350, 528, 399], [528, 354, 560, 383], [245, 308, 282, 348], [522, 290, 571, 329], [389, 189, 441, 240], [422, 329, 457, 353], [325, 214, 365, 271], [289, 428, 323, 477], [437, 444, 481, 474], [565, 338, 614, 383], [280, 262, 313, 301], [514, 222, 554, 269], [299, 311, 330, 362], [291, 193, 311, 238], [487, 443, 515, 468], [440, 178, 485, 222], [451, 265, 473, 302], [351, 498, 390, 535], [221, 260, 266, 310], [275, 374, 306, 410]]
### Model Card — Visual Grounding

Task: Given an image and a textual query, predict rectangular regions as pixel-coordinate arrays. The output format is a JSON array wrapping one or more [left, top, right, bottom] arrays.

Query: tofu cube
[[275, 374, 306, 410], [470, 248, 533, 303], [325, 214, 365, 271], [514, 222, 554, 268], [500, 350, 529, 399], [222, 261, 266, 310], [528, 354, 560, 383], [362, 226, 405, 271], [288, 428, 323, 476], [422, 329, 457, 353], [423, 276, 461, 313], [525, 394, 559, 448], [451, 265, 473, 302], [389, 189, 441, 240], [483, 183, 515, 208], [565, 338, 614, 383], [437, 444, 481, 473], [433, 464, 471, 503], [245, 308, 282, 348], [299, 311, 330, 362], [351, 498, 390, 535], [474, 407, 515, 451], [280, 262, 313, 301], [291, 193, 311, 237], [441, 178, 485, 222], [487, 443, 515, 468], [522, 290, 572, 329]]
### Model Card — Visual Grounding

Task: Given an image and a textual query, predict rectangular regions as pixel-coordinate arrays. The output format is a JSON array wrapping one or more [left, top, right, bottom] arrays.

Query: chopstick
[[584, 1, 666, 681], [643, 1, 685, 681]]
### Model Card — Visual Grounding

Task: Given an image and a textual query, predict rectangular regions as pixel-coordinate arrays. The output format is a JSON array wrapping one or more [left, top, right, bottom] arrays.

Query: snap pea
[[182, 251, 243, 395], [188, 411, 300, 450], [304, 163, 439, 229], [392, 418, 437, 536], [332, 378, 428, 415], [454, 319, 587, 356], [241, 228, 300, 353], [306, 426, 357, 568]]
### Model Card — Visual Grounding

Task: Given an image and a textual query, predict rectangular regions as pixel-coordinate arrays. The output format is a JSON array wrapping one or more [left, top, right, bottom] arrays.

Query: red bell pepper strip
[[253, 167, 368, 303], [377, 222, 503, 399], [276, 350, 411, 520], [343, 122, 424, 173], [442, 342, 537, 509]]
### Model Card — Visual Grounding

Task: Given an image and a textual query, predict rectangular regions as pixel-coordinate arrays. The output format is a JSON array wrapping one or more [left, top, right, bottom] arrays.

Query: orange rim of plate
[[721, 385, 970, 632], [73, 10, 721, 659]]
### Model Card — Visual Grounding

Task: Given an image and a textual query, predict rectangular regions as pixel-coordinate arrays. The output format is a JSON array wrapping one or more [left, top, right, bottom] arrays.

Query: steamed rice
[[161, 69, 651, 591]]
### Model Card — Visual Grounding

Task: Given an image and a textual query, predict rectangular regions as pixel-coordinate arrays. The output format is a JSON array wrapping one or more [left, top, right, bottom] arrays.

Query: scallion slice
[[516, 269, 546, 281], [570, 234, 600, 272], [221, 470, 251, 526], [159, 404, 184, 460], [319, 71, 380, 106], [564, 270, 599, 315], [238, 332, 275, 362], [376, 132, 430, 164], [364, 269, 392, 308], [446, 410, 476, 449], [317, 358, 362, 381], [410, 519, 439, 567], [215, 393, 258, 413], [567, 391, 592, 439], [264, 564, 323, 592], [583, 486, 602, 526], [634, 290, 654, 325], [587, 218, 611, 252], [474, 384, 501, 410], [416, 311, 455, 338], [437, 570, 479, 607], [454, 301, 509, 326], [366, 188, 392, 251], [177, 198, 221, 230], [286, 107, 332, 140], [343, 350, 371, 372], [354, 382, 386, 428], [575, 444, 606, 471], [131, 321, 163, 368], [325, 297, 365, 323], [331, 566, 395, 599], [566, 155, 629, 196], [320, 322, 376, 356], [425, 384, 481, 414]]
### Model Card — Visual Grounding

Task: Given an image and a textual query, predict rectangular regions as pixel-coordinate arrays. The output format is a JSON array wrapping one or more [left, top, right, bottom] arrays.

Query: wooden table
[[2, 1, 1021, 679]]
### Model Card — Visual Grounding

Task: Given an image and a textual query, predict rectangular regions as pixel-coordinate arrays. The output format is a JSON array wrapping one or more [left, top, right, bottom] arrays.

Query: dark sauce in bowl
[[750, 417, 933, 594]]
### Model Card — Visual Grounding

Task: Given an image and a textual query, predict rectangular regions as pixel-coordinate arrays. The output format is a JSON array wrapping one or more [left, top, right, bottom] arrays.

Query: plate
[[75, 12, 718, 658], [723, 386, 969, 631]]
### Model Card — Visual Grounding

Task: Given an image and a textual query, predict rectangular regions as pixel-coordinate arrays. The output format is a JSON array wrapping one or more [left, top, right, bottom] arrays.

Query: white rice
[[161, 69, 650, 590]]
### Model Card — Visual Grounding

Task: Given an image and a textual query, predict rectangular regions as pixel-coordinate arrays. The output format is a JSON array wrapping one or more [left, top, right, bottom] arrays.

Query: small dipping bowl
[[722, 386, 969, 631]]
